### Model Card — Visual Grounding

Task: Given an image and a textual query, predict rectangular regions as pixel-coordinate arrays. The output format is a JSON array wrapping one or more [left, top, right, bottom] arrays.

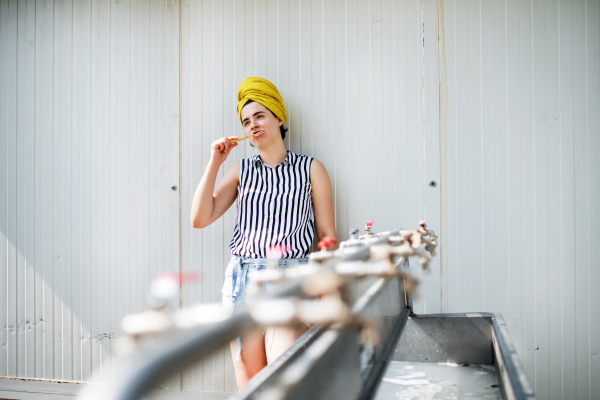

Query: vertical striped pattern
[[230, 152, 315, 259], [0, 0, 176, 385], [179, 0, 427, 392], [439, 0, 600, 398]]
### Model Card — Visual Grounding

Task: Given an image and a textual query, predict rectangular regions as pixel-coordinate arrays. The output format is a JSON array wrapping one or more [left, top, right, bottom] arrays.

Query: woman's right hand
[[210, 136, 238, 165]]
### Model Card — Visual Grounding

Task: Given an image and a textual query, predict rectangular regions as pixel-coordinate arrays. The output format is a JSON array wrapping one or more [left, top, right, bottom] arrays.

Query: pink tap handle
[[267, 244, 294, 258], [268, 244, 293, 253], [155, 271, 200, 284], [149, 271, 200, 305]]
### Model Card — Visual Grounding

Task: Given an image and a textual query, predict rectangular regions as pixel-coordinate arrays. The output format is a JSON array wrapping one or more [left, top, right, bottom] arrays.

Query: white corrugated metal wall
[[0, 0, 181, 392], [440, 1, 600, 399], [1, 0, 599, 399], [438, 0, 600, 398], [1, 0, 436, 397]]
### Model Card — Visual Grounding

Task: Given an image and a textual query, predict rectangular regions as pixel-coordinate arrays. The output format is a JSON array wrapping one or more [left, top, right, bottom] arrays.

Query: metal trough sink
[[375, 313, 535, 400], [234, 275, 535, 400]]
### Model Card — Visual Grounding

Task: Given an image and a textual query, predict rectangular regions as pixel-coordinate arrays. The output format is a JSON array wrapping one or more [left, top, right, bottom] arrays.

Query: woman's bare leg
[[265, 323, 309, 365], [230, 329, 268, 389]]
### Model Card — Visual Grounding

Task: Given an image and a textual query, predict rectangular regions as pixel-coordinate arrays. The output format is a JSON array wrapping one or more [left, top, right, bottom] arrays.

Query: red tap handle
[[365, 221, 373, 227], [319, 236, 337, 250]]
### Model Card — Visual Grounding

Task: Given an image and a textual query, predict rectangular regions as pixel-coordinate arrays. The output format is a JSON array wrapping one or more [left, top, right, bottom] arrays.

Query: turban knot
[[237, 77, 286, 125]]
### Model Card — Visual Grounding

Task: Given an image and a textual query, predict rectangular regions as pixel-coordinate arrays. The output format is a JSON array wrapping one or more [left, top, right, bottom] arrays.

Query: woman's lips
[[252, 131, 265, 138]]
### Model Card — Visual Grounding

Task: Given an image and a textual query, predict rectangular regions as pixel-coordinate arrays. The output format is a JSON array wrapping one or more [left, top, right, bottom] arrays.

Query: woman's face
[[240, 102, 283, 147]]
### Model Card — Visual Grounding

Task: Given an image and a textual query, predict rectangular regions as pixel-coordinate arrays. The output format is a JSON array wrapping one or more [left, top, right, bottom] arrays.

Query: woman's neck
[[258, 141, 288, 168]]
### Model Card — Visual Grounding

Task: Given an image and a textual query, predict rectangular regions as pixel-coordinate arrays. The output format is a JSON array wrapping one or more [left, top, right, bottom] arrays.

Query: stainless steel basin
[[234, 276, 535, 400]]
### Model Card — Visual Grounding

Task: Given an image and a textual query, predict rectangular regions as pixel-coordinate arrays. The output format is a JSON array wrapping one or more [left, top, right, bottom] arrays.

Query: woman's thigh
[[229, 328, 268, 389], [264, 322, 310, 365]]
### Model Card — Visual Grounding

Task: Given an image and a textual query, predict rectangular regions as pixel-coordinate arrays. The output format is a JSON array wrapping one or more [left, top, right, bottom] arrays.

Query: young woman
[[190, 77, 337, 388]]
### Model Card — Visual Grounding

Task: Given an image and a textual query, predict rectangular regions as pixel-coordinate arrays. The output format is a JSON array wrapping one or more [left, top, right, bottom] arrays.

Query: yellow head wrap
[[237, 77, 286, 125]]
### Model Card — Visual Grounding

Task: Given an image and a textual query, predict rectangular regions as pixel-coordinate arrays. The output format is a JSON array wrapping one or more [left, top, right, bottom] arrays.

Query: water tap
[[417, 220, 438, 257], [309, 236, 337, 263], [122, 271, 200, 341], [365, 221, 374, 236], [146, 271, 199, 309], [390, 231, 431, 274], [339, 228, 361, 249]]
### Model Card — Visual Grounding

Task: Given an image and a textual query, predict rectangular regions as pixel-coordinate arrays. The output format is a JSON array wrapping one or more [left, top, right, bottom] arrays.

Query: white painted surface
[[1, 0, 598, 399], [438, 0, 600, 399], [3, 0, 423, 396], [0, 0, 177, 389]]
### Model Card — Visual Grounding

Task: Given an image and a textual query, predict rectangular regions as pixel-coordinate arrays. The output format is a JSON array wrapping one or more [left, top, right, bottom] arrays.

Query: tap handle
[[154, 271, 199, 285], [148, 271, 200, 307], [319, 236, 337, 250], [411, 231, 422, 249], [267, 244, 293, 259]]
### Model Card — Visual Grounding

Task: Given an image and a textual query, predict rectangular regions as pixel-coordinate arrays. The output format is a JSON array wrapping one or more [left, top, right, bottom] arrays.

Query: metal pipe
[[113, 313, 256, 400], [91, 231, 400, 400]]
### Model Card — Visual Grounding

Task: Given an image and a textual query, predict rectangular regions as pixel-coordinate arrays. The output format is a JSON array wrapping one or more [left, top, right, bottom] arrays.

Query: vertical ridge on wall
[[422, 0, 441, 314], [587, 1, 600, 396], [531, 0, 550, 397], [0, 0, 16, 379], [440, 0, 600, 398]]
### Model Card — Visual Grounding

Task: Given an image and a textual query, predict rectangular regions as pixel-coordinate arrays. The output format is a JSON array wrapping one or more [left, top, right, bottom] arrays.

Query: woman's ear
[[278, 119, 283, 127]]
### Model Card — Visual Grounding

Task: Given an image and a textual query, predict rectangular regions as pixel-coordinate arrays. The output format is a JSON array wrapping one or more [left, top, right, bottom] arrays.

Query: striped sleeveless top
[[229, 151, 315, 258]]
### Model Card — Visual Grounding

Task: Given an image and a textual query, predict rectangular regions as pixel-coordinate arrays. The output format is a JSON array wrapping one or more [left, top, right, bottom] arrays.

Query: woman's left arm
[[311, 159, 338, 248]]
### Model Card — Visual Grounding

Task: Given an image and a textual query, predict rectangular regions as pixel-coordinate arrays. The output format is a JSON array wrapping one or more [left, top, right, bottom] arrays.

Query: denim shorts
[[221, 254, 309, 313], [222, 254, 309, 361]]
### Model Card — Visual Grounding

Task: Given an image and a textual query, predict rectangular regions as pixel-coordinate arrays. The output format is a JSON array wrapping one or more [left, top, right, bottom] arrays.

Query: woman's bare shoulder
[[309, 159, 330, 181]]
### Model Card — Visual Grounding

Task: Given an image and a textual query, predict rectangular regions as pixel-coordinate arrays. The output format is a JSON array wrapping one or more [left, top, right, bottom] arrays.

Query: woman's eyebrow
[[241, 111, 265, 124]]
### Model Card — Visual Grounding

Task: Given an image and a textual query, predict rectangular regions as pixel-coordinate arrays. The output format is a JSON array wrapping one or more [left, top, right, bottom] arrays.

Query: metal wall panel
[[179, 0, 435, 393], [0, 0, 178, 387], [7, 1, 597, 399], [438, 0, 600, 398]]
